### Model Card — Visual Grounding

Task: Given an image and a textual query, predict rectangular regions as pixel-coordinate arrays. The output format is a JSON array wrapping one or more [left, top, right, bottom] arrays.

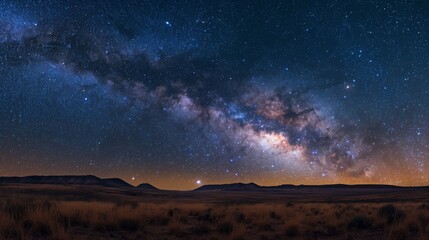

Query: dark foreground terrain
[[0, 176, 428, 240]]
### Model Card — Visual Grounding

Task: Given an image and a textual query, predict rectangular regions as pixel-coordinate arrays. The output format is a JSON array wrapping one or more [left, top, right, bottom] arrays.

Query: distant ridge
[[271, 184, 404, 189], [194, 183, 417, 191], [0, 175, 133, 188]]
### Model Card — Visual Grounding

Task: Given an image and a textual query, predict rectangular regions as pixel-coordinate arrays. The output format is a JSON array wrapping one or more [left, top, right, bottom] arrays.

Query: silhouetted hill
[[0, 175, 133, 188], [194, 182, 262, 191], [137, 183, 158, 190]]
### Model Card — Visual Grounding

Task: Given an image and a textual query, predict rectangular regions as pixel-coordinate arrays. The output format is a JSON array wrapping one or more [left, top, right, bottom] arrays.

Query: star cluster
[[0, 0, 428, 189]]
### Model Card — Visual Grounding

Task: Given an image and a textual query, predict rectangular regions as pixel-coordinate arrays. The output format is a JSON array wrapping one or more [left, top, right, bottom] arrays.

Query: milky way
[[1, 1, 428, 189]]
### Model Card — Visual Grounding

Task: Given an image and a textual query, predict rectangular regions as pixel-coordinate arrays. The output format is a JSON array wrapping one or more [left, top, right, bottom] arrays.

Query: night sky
[[1, 0, 428, 189]]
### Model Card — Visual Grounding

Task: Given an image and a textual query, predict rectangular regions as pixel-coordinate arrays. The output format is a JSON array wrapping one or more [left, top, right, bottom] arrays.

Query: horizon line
[[0, 174, 428, 191]]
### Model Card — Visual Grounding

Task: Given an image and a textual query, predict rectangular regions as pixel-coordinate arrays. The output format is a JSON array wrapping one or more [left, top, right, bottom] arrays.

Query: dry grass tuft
[[284, 223, 300, 237], [378, 204, 405, 225], [348, 215, 373, 230]]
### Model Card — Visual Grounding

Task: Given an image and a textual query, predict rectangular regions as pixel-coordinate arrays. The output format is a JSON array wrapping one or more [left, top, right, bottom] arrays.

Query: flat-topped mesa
[[0, 175, 133, 188]]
